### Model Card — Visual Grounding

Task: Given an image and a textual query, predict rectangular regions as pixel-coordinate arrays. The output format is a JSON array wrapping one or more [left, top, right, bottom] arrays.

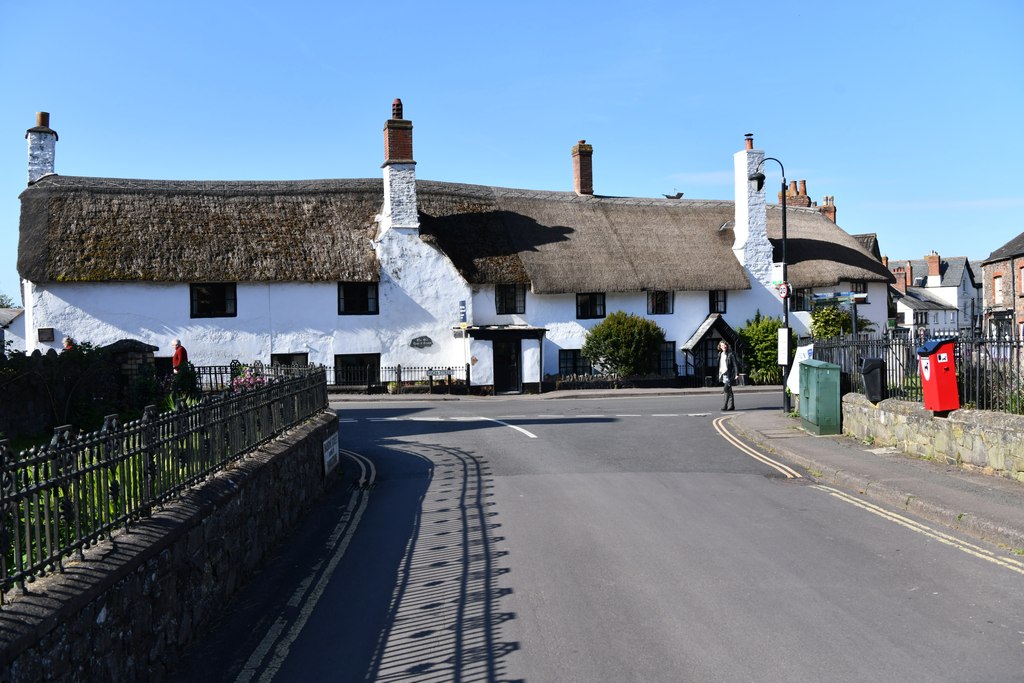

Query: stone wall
[[0, 411, 339, 683], [842, 393, 1024, 482]]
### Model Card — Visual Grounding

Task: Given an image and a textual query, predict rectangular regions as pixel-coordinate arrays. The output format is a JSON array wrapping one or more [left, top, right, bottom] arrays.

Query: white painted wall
[[20, 277, 469, 368], [1, 311, 26, 352]]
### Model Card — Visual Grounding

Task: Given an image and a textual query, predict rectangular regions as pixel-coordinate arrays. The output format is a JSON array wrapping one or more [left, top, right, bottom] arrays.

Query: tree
[[810, 304, 875, 339], [582, 311, 666, 376], [0, 292, 15, 308], [737, 310, 783, 385]]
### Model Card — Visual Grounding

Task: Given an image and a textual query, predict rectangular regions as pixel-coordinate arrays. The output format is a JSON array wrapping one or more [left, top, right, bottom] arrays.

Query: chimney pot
[[798, 179, 807, 196], [744, 133, 754, 150], [36, 112, 49, 128], [392, 98, 403, 119]]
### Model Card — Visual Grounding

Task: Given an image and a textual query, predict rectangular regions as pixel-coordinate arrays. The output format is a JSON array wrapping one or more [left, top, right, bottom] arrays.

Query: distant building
[[885, 252, 982, 338], [0, 307, 25, 352], [17, 106, 892, 391], [980, 231, 1024, 338]]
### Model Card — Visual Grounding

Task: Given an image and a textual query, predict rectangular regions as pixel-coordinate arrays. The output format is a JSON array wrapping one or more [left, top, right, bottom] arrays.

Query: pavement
[[329, 386, 1024, 552]]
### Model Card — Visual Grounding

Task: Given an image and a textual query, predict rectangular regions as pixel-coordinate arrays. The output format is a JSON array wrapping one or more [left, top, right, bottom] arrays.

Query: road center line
[[480, 416, 538, 438]]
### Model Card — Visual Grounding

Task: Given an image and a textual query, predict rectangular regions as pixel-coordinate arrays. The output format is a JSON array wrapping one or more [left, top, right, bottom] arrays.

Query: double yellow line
[[713, 416, 803, 479], [811, 484, 1024, 576], [712, 416, 1024, 575]]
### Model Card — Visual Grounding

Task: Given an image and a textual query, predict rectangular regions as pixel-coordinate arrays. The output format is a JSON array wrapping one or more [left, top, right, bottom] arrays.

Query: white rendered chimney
[[733, 133, 774, 287], [379, 98, 419, 236], [26, 112, 58, 184]]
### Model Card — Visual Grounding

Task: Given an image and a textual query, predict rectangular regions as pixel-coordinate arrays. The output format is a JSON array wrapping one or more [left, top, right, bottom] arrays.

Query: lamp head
[[748, 171, 766, 191]]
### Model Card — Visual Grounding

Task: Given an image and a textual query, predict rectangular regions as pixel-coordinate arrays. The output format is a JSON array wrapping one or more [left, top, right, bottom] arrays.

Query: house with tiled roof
[[981, 231, 1024, 338], [885, 252, 982, 338], [16, 104, 892, 391]]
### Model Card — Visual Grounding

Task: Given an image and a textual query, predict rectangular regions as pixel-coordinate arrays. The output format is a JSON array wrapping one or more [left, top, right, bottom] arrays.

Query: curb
[[728, 419, 1024, 552]]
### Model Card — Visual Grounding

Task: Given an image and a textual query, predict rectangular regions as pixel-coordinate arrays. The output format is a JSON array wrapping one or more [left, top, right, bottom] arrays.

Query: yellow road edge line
[[713, 416, 802, 479], [810, 485, 1024, 575]]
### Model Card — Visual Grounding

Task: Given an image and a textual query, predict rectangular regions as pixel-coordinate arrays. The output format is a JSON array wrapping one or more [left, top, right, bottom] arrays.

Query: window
[[338, 282, 379, 315], [792, 288, 814, 312], [659, 341, 677, 376], [334, 353, 381, 386], [993, 276, 1004, 305], [495, 284, 526, 315], [1019, 267, 1024, 295], [648, 290, 673, 315], [576, 293, 606, 319], [850, 281, 867, 294], [190, 283, 237, 318], [271, 353, 309, 367], [558, 349, 593, 376], [709, 290, 727, 314]]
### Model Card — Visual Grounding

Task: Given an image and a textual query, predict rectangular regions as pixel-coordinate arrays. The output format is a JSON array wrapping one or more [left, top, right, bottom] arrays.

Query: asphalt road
[[172, 394, 1024, 682]]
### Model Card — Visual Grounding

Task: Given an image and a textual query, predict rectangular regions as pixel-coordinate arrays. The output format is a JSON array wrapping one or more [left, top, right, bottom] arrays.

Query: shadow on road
[[358, 438, 521, 682]]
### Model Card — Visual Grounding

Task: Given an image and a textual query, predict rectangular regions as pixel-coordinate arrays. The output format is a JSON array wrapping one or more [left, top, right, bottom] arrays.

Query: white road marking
[[713, 416, 803, 479], [480, 416, 538, 439], [235, 449, 375, 682]]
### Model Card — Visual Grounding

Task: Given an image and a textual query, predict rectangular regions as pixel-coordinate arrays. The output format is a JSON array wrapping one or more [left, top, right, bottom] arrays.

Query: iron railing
[[811, 332, 1024, 414], [331, 364, 469, 393], [0, 366, 327, 601]]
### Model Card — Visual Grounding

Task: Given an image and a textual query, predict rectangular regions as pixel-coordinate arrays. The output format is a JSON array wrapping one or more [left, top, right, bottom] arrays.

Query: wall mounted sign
[[411, 336, 433, 349]]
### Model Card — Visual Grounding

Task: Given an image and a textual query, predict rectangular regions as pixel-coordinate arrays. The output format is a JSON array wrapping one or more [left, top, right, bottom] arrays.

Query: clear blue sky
[[2, 1, 1021, 303]]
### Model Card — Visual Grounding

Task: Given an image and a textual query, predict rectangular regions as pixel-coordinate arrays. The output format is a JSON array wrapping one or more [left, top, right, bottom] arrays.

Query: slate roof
[[984, 230, 1024, 264], [18, 175, 892, 294], [895, 287, 957, 311], [888, 256, 976, 288], [0, 308, 23, 327]]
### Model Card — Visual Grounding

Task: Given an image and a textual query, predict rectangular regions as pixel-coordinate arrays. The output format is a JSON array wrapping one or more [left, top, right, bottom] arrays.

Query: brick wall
[[842, 393, 1024, 481], [0, 411, 339, 683]]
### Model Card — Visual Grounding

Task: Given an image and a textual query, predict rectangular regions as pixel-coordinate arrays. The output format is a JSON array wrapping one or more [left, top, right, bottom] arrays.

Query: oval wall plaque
[[410, 336, 433, 349]]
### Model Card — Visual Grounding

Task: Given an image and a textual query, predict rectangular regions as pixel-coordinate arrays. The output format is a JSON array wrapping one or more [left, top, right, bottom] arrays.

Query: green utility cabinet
[[799, 359, 841, 435]]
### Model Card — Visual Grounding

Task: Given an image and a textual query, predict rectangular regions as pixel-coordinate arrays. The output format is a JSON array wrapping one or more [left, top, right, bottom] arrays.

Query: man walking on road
[[718, 340, 738, 411]]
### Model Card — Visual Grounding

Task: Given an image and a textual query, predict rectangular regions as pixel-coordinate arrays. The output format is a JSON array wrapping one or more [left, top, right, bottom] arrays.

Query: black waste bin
[[861, 357, 886, 403]]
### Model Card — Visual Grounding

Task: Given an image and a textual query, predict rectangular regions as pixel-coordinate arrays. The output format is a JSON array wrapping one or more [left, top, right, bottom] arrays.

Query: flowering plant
[[230, 365, 269, 392]]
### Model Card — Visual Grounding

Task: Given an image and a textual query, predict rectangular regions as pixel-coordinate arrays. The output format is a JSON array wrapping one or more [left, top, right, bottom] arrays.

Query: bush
[[810, 304, 875, 338], [737, 310, 783, 385], [582, 311, 666, 376]]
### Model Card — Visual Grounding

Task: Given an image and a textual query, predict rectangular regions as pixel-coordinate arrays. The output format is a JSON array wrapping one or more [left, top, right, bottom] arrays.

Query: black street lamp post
[[749, 158, 792, 413]]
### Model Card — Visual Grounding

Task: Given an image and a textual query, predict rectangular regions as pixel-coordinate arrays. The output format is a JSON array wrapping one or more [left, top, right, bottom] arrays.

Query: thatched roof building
[[18, 174, 889, 293]]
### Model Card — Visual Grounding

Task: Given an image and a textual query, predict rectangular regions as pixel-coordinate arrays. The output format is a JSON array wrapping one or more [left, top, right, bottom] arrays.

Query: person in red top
[[172, 339, 188, 373]]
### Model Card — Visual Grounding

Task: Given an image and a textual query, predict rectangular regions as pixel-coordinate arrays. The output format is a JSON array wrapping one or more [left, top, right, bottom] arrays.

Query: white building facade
[[16, 105, 893, 391]]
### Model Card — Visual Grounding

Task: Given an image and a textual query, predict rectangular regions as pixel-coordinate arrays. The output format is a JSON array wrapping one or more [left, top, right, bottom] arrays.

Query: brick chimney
[[925, 251, 941, 287], [891, 262, 912, 294], [779, 179, 813, 207], [733, 134, 774, 287], [26, 111, 58, 184], [819, 195, 836, 223], [380, 99, 418, 234], [572, 140, 593, 196]]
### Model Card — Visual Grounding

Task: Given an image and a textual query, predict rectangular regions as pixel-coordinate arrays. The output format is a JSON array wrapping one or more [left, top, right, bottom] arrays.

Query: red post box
[[916, 338, 960, 412]]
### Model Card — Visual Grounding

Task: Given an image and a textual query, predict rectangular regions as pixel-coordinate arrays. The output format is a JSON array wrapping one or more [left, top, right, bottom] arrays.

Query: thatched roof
[[19, 176, 382, 283], [767, 207, 893, 289], [19, 174, 888, 293], [418, 182, 750, 293]]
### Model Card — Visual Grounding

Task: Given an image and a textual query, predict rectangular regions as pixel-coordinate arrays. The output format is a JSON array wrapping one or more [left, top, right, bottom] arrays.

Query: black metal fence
[[811, 333, 1024, 414], [0, 366, 328, 601], [331, 364, 470, 394]]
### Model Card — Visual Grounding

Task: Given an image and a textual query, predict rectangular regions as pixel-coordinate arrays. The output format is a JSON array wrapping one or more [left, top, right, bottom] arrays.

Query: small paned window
[[190, 283, 237, 318], [648, 291, 673, 315], [338, 282, 379, 315], [993, 276, 1004, 305], [709, 290, 727, 314], [659, 341, 677, 376], [792, 288, 814, 312], [576, 293, 606, 319], [495, 284, 527, 315], [558, 349, 593, 376], [851, 281, 867, 294]]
